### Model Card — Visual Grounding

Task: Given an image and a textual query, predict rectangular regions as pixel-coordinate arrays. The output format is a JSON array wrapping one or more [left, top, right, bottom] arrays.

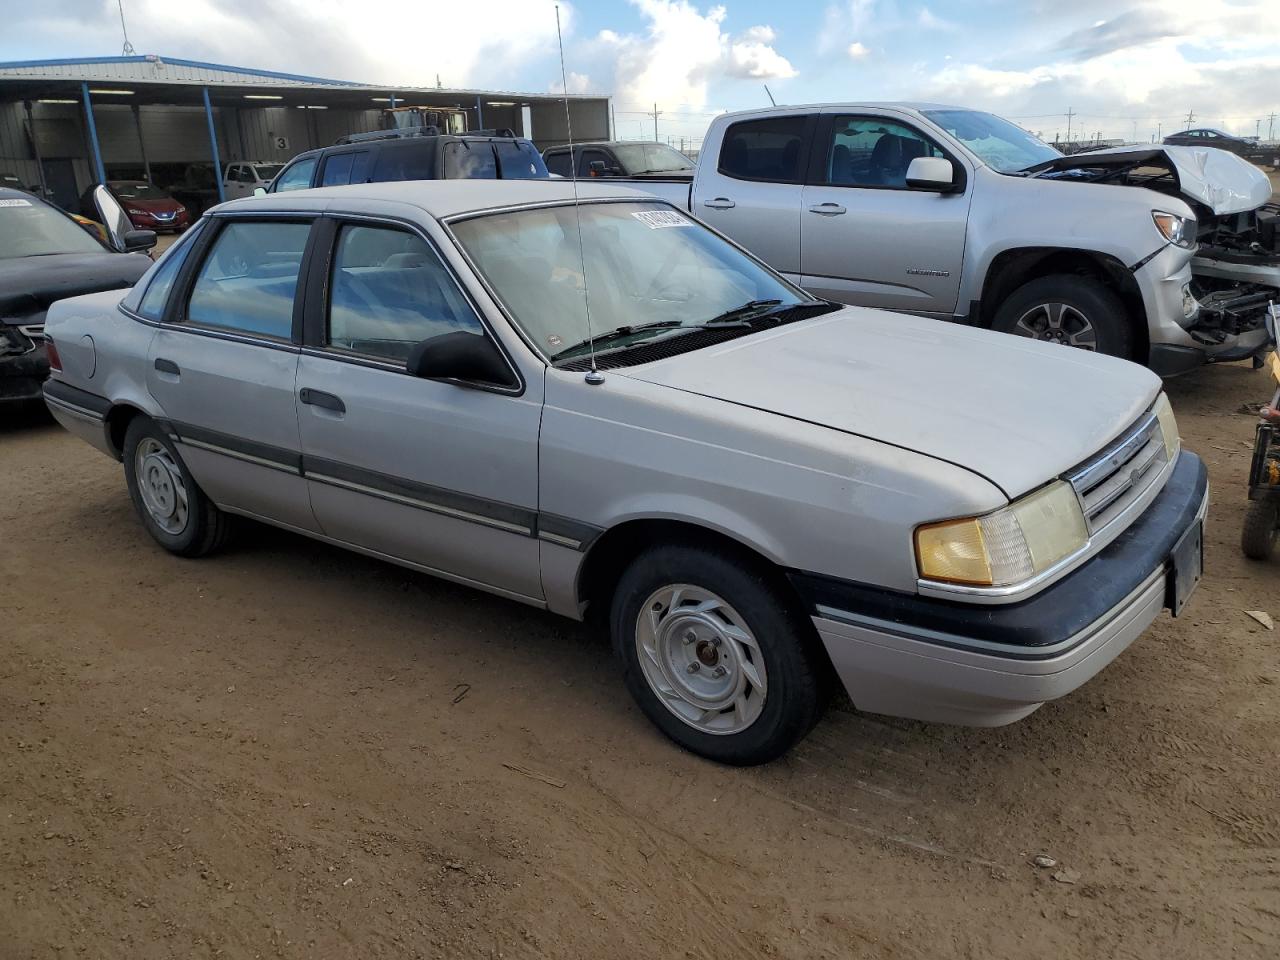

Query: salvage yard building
[[0, 55, 611, 212]]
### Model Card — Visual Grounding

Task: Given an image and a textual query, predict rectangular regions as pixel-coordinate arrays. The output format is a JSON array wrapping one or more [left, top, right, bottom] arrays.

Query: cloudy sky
[[5, 0, 1279, 146]]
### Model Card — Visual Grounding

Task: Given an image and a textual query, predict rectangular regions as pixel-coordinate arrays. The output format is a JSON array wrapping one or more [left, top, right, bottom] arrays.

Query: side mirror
[[905, 156, 957, 192], [91, 184, 136, 253], [407, 331, 515, 388], [588, 160, 607, 176], [253, 186, 267, 197], [123, 229, 157, 253]]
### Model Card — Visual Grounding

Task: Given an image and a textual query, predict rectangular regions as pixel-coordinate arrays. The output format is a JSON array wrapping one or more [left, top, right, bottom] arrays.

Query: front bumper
[[794, 450, 1208, 726], [0, 342, 50, 403]]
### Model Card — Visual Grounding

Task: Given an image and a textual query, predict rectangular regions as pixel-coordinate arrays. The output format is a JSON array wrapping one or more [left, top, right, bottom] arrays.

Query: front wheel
[[610, 544, 827, 765], [1241, 500, 1279, 561], [991, 274, 1132, 359]]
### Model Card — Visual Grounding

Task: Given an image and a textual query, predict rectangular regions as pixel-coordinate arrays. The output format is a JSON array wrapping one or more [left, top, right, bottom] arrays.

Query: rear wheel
[[1241, 500, 1278, 561], [610, 544, 826, 765], [123, 416, 227, 557], [992, 274, 1132, 359]]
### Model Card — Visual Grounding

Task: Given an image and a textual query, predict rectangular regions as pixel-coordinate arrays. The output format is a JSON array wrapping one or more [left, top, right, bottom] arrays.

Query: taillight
[[46, 338, 62, 372]]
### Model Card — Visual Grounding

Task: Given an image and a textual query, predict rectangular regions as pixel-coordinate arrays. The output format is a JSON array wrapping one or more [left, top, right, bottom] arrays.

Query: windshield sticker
[[631, 210, 690, 229], [0, 198, 32, 208]]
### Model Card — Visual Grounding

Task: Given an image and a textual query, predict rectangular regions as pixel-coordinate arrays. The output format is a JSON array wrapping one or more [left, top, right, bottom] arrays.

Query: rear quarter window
[[121, 219, 206, 318], [717, 116, 809, 183], [371, 144, 435, 182]]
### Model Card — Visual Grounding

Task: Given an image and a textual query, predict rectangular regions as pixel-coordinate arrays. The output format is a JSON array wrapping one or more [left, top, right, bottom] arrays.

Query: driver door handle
[[808, 202, 847, 216], [299, 388, 345, 414], [703, 197, 736, 210]]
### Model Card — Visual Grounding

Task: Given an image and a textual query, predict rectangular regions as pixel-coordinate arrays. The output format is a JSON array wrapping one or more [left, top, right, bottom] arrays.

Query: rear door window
[[544, 150, 572, 177], [443, 141, 498, 179], [320, 153, 355, 187], [272, 158, 317, 192], [327, 223, 485, 362], [371, 144, 434, 182], [717, 117, 808, 183], [186, 220, 311, 339]]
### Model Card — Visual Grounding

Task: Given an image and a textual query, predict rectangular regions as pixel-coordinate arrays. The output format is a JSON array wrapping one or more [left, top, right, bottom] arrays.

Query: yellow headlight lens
[[915, 481, 1088, 587], [1152, 392, 1179, 463]]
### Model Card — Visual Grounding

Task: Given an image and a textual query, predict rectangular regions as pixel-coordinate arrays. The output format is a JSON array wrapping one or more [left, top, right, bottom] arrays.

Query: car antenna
[[764, 84, 777, 107], [555, 3, 604, 386]]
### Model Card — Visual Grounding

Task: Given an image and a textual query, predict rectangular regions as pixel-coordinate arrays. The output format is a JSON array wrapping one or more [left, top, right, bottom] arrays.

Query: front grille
[[1067, 412, 1168, 533]]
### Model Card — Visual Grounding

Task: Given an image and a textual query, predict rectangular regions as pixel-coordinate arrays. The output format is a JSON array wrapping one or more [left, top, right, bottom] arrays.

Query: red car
[[80, 181, 191, 234]]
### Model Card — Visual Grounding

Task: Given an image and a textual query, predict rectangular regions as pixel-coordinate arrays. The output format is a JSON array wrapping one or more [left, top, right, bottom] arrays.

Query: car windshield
[[254, 164, 284, 181], [450, 201, 809, 361], [111, 182, 168, 200], [0, 196, 104, 259], [610, 143, 694, 174], [922, 109, 1061, 173]]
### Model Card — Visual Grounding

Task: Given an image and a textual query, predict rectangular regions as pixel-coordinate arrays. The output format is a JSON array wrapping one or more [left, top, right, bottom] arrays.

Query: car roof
[[219, 179, 658, 220], [714, 102, 967, 121]]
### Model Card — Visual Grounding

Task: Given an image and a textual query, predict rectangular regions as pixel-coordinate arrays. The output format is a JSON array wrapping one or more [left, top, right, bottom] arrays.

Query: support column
[[23, 100, 49, 200], [131, 104, 151, 182], [475, 95, 484, 131], [203, 87, 225, 203], [81, 82, 106, 184]]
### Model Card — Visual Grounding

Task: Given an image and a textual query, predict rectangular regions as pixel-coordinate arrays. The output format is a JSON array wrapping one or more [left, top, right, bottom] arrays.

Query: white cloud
[[847, 41, 870, 59], [916, 7, 956, 31], [550, 71, 593, 95]]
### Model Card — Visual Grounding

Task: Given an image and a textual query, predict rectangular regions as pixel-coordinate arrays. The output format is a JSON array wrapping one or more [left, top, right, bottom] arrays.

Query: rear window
[[717, 117, 808, 183], [494, 141, 547, 179]]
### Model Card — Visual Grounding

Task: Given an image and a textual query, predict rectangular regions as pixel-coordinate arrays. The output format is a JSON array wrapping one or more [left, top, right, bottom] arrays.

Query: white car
[[222, 161, 285, 200]]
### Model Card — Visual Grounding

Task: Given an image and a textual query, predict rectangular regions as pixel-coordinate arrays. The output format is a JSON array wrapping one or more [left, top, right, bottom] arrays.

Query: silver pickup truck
[[42, 180, 1207, 764], [635, 104, 1279, 375]]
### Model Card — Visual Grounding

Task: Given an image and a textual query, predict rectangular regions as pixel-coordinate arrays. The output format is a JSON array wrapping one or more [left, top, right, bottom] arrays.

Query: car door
[[145, 215, 321, 533], [690, 112, 815, 279], [294, 216, 543, 602], [224, 165, 247, 200], [799, 111, 971, 315]]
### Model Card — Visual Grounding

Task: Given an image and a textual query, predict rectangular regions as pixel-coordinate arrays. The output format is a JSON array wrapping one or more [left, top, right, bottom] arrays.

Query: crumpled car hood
[[1030, 144, 1272, 215]]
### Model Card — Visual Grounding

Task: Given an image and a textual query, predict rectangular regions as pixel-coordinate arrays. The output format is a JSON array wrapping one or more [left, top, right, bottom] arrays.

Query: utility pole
[[1268, 113, 1276, 140], [1184, 109, 1195, 130], [1065, 106, 1075, 144], [651, 102, 662, 142]]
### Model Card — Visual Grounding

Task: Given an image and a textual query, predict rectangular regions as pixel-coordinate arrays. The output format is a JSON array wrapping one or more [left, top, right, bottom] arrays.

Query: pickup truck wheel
[[123, 417, 227, 558], [992, 275, 1132, 359], [611, 545, 825, 765], [1240, 500, 1278, 560]]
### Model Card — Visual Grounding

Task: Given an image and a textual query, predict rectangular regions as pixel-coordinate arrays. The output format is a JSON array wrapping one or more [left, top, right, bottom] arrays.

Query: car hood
[[1029, 145, 1272, 215], [619, 308, 1161, 499], [0, 252, 151, 324]]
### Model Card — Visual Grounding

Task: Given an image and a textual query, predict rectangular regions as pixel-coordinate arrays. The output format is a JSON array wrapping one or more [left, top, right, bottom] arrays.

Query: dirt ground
[[3, 361, 1279, 960]]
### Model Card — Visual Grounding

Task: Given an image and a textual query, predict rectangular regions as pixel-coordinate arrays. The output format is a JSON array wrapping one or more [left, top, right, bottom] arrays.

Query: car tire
[[992, 274, 1133, 359], [123, 416, 227, 557], [610, 543, 827, 765], [1240, 500, 1278, 561]]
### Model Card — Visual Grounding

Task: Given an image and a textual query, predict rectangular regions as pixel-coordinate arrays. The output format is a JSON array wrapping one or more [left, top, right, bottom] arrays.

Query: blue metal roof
[[0, 55, 365, 87]]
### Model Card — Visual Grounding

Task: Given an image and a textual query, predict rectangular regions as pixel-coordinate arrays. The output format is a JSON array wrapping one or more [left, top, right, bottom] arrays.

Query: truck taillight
[[46, 338, 62, 372]]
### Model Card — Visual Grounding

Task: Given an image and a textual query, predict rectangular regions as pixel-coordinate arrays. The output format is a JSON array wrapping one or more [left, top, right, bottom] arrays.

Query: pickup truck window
[[187, 221, 311, 339], [717, 116, 807, 184], [824, 117, 946, 189], [544, 151, 572, 177], [921, 109, 1059, 174], [273, 157, 317, 192], [578, 149, 613, 177], [611, 142, 693, 175], [451, 201, 807, 361], [372, 145, 435, 183], [327, 224, 484, 361], [494, 140, 546, 179], [443, 142, 498, 180]]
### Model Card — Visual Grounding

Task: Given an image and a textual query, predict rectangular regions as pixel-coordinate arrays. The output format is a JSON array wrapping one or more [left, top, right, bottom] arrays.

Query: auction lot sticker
[[632, 210, 690, 229], [0, 198, 32, 207]]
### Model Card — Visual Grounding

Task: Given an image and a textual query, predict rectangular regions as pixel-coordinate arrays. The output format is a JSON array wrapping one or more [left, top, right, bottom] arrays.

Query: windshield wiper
[[552, 320, 685, 361], [704, 299, 784, 324]]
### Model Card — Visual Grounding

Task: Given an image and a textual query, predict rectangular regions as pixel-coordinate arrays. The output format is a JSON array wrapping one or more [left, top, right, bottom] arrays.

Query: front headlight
[[915, 480, 1088, 587], [1152, 210, 1196, 249], [1153, 392, 1180, 462]]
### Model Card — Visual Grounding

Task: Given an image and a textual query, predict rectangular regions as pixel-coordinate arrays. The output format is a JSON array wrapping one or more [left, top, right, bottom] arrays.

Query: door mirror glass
[[123, 229, 158, 253], [92, 184, 135, 252], [253, 186, 267, 197], [905, 156, 956, 192], [406, 331, 514, 388]]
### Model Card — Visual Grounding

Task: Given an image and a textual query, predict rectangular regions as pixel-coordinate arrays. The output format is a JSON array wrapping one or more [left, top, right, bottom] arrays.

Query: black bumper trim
[[789, 451, 1207, 651], [41, 378, 110, 418]]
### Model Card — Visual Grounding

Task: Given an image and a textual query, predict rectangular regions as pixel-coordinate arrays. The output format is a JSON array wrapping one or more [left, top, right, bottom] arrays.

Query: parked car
[[266, 132, 548, 193], [1163, 128, 1267, 161], [222, 161, 285, 200], [41, 180, 1206, 764], [627, 104, 1279, 376], [542, 141, 694, 179], [81, 181, 191, 233], [1, 186, 153, 405]]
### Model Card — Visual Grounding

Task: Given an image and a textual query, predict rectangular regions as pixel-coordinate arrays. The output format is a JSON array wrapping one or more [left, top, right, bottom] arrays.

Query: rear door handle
[[703, 197, 736, 210], [154, 357, 180, 376], [299, 388, 346, 414], [808, 203, 847, 216]]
